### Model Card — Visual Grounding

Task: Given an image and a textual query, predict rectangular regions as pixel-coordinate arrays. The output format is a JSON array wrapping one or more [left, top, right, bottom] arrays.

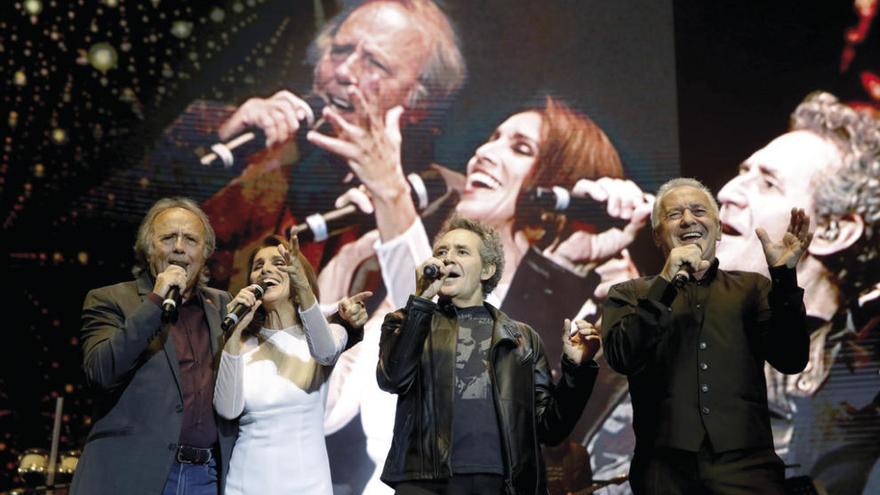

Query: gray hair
[[132, 197, 216, 287], [435, 215, 504, 297], [651, 177, 719, 230], [791, 91, 880, 298], [308, 0, 466, 109]]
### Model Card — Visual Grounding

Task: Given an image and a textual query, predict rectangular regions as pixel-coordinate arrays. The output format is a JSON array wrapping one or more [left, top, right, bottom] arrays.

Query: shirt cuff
[[146, 292, 163, 308], [646, 276, 678, 308], [768, 265, 798, 290]]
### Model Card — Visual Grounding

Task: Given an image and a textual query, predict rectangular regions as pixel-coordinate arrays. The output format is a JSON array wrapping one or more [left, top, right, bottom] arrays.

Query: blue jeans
[[162, 457, 219, 495]]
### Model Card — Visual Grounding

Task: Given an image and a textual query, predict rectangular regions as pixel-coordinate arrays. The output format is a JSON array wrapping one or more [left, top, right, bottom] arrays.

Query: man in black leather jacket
[[377, 215, 601, 494]]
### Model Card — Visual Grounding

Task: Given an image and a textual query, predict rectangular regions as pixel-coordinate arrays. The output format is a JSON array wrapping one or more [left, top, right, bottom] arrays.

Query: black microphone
[[522, 186, 630, 231], [672, 260, 694, 288], [672, 270, 690, 288], [200, 95, 326, 168], [221, 282, 268, 332], [423, 264, 441, 279], [162, 286, 181, 318], [291, 169, 451, 243]]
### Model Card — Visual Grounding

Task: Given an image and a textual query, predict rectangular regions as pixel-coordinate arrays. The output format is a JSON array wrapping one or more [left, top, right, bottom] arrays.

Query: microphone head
[[254, 280, 270, 298], [423, 264, 440, 279]]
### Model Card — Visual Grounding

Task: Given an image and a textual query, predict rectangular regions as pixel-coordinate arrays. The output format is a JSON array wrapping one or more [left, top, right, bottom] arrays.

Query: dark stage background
[[1, 0, 877, 493]]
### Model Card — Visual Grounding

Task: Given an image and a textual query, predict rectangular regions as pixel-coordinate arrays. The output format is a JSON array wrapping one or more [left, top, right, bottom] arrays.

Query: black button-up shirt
[[602, 259, 809, 453]]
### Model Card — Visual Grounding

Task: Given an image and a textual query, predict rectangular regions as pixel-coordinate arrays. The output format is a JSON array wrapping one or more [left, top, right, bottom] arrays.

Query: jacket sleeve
[[758, 266, 809, 374], [602, 278, 677, 376], [533, 329, 600, 446], [80, 288, 163, 391], [376, 295, 435, 394]]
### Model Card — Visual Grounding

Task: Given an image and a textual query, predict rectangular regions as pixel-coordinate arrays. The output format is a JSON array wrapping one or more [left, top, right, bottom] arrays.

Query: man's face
[[717, 130, 839, 276], [653, 186, 721, 261], [457, 111, 542, 226], [433, 229, 493, 307], [149, 208, 207, 292], [313, 2, 431, 125]]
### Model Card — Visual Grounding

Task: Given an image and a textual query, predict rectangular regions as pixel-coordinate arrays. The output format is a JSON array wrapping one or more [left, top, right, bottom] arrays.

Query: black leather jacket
[[377, 296, 599, 494]]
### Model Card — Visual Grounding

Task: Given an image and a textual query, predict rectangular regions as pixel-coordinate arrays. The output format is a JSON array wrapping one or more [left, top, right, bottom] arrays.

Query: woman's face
[[457, 111, 542, 226], [249, 246, 290, 307]]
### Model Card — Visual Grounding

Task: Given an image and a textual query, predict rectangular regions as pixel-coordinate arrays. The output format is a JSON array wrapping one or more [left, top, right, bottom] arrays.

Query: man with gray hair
[[378, 215, 602, 494], [717, 91, 880, 494], [71, 197, 236, 495], [603, 178, 813, 494]]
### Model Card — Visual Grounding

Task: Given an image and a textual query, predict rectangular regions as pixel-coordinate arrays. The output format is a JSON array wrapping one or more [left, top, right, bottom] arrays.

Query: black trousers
[[394, 474, 505, 495], [630, 438, 786, 495]]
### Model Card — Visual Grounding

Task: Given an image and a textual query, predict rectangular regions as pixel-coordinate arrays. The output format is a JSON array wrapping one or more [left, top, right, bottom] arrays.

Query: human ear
[[809, 214, 864, 256], [480, 263, 496, 281]]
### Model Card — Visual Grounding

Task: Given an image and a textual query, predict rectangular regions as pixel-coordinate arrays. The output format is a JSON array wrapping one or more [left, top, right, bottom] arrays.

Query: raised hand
[[279, 234, 316, 308], [415, 257, 448, 300], [543, 179, 653, 272], [307, 86, 409, 201], [756, 207, 814, 269], [338, 291, 373, 328], [562, 318, 602, 365], [225, 284, 264, 333], [218, 90, 315, 147]]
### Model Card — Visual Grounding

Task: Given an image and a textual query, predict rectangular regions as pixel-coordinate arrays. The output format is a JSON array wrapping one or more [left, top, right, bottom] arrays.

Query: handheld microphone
[[162, 286, 181, 319], [221, 282, 268, 332], [522, 186, 630, 231], [423, 264, 441, 279], [291, 169, 451, 243], [672, 270, 690, 288], [200, 96, 326, 168]]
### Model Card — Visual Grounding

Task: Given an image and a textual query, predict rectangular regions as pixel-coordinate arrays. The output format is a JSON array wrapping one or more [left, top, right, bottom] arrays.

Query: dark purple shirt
[[149, 292, 218, 448]]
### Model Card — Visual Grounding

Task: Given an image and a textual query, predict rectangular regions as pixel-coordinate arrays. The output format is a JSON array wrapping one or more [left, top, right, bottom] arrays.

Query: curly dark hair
[[435, 215, 504, 297], [791, 91, 880, 299]]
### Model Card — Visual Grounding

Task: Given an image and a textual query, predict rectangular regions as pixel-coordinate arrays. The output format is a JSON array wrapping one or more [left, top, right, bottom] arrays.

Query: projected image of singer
[[200, 0, 465, 290], [314, 96, 653, 493], [716, 92, 880, 495], [71, 197, 236, 495], [601, 178, 813, 495], [213, 234, 368, 495]]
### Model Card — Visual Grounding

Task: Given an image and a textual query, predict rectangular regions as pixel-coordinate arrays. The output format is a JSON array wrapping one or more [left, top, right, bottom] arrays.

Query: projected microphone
[[522, 186, 630, 231], [200, 95, 326, 168], [221, 282, 268, 332], [292, 169, 451, 243], [162, 286, 181, 318]]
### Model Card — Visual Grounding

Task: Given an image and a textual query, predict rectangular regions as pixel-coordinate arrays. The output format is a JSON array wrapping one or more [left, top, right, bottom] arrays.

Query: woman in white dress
[[214, 235, 350, 495]]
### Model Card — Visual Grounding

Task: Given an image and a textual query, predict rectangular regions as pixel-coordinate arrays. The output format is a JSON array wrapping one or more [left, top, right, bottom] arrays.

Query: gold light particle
[[88, 42, 118, 73], [24, 0, 43, 16], [14, 70, 27, 86], [170, 20, 193, 39], [51, 128, 67, 143]]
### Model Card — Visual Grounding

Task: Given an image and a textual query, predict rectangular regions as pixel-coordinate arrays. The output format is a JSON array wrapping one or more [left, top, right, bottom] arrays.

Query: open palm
[[757, 207, 813, 269]]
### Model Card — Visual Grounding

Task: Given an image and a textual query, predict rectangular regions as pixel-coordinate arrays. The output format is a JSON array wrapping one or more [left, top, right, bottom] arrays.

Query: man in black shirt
[[377, 215, 601, 494], [602, 178, 812, 494]]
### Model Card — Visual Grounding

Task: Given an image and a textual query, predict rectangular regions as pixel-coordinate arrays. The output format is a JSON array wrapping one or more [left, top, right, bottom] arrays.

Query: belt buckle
[[176, 445, 212, 464]]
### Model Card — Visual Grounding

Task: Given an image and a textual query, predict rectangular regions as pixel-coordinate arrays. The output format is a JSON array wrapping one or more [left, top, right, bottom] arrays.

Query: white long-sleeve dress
[[214, 303, 347, 495]]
